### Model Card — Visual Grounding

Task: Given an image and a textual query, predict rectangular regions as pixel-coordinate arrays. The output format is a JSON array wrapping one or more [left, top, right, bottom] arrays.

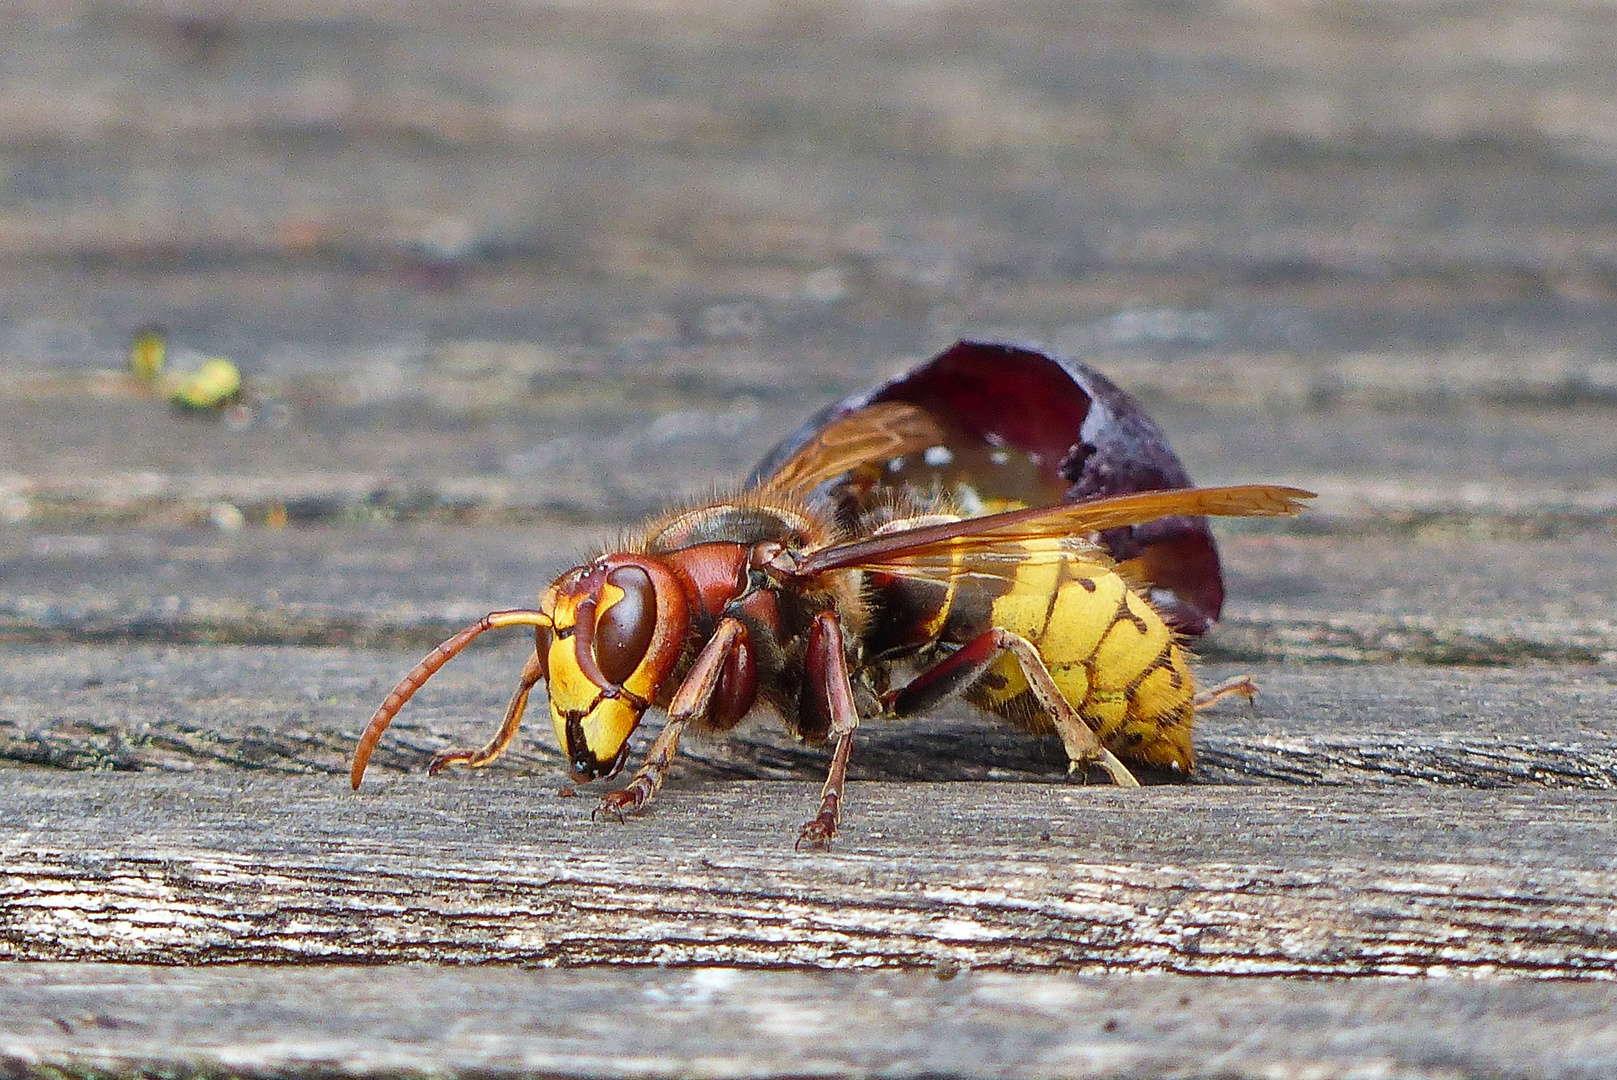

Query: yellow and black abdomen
[[961, 549, 1198, 774]]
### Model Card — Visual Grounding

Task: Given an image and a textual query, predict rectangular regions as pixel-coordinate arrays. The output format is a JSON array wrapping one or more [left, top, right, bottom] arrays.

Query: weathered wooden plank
[[2, 644, 1613, 787], [3, 964, 1616, 1080], [5, 645, 1615, 788], [2, 772, 1614, 975]]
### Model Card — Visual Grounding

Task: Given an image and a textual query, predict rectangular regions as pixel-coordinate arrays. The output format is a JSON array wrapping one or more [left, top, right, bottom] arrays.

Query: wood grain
[[3, 965, 1616, 1080], [2, 773, 1615, 977]]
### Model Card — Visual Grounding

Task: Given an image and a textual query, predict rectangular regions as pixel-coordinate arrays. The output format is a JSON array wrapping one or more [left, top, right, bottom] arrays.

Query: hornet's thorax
[[534, 500, 863, 782]]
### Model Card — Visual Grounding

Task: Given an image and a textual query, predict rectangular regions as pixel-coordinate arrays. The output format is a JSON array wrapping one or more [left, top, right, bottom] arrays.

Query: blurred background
[[5, 0, 1616, 481], [3, 0, 1616, 664]]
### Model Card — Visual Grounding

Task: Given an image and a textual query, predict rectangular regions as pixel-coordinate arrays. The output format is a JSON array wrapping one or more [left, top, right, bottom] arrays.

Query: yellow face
[[546, 636, 644, 781], [542, 560, 676, 781]]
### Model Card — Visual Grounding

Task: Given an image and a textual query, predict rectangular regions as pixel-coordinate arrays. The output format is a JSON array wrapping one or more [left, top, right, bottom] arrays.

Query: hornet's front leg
[[427, 646, 548, 776], [884, 627, 1141, 788], [796, 610, 862, 852], [594, 617, 750, 821]]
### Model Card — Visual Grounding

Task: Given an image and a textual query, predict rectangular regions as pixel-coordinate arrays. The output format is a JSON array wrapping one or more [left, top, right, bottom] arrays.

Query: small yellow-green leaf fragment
[[169, 357, 242, 409]]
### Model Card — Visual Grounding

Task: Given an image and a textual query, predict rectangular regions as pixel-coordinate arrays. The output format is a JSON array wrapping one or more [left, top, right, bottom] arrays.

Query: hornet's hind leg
[[883, 628, 1141, 788], [1194, 674, 1258, 712]]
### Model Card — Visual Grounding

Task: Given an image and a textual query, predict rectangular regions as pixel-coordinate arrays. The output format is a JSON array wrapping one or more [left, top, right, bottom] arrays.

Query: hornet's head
[[540, 555, 691, 781]]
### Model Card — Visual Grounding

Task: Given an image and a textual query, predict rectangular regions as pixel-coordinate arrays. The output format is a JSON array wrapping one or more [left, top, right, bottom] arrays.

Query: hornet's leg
[[350, 609, 551, 789], [595, 617, 750, 821], [797, 610, 862, 852], [884, 628, 1140, 788], [428, 645, 547, 775], [1194, 674, 1258, 712]]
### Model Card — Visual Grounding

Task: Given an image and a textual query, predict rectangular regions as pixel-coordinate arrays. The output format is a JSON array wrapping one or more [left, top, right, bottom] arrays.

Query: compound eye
[[594, 565, 656, 686]]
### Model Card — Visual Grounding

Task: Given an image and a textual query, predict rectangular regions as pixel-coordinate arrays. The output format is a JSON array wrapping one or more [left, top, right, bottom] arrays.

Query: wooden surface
[[4, 967, 1617, 1080], [5, 770, 1617, 973], [3, 0, 1617, 1076]]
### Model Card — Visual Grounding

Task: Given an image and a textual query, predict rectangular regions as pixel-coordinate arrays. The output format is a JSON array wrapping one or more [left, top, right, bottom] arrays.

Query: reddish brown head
[[541, 554, 692, 781]]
